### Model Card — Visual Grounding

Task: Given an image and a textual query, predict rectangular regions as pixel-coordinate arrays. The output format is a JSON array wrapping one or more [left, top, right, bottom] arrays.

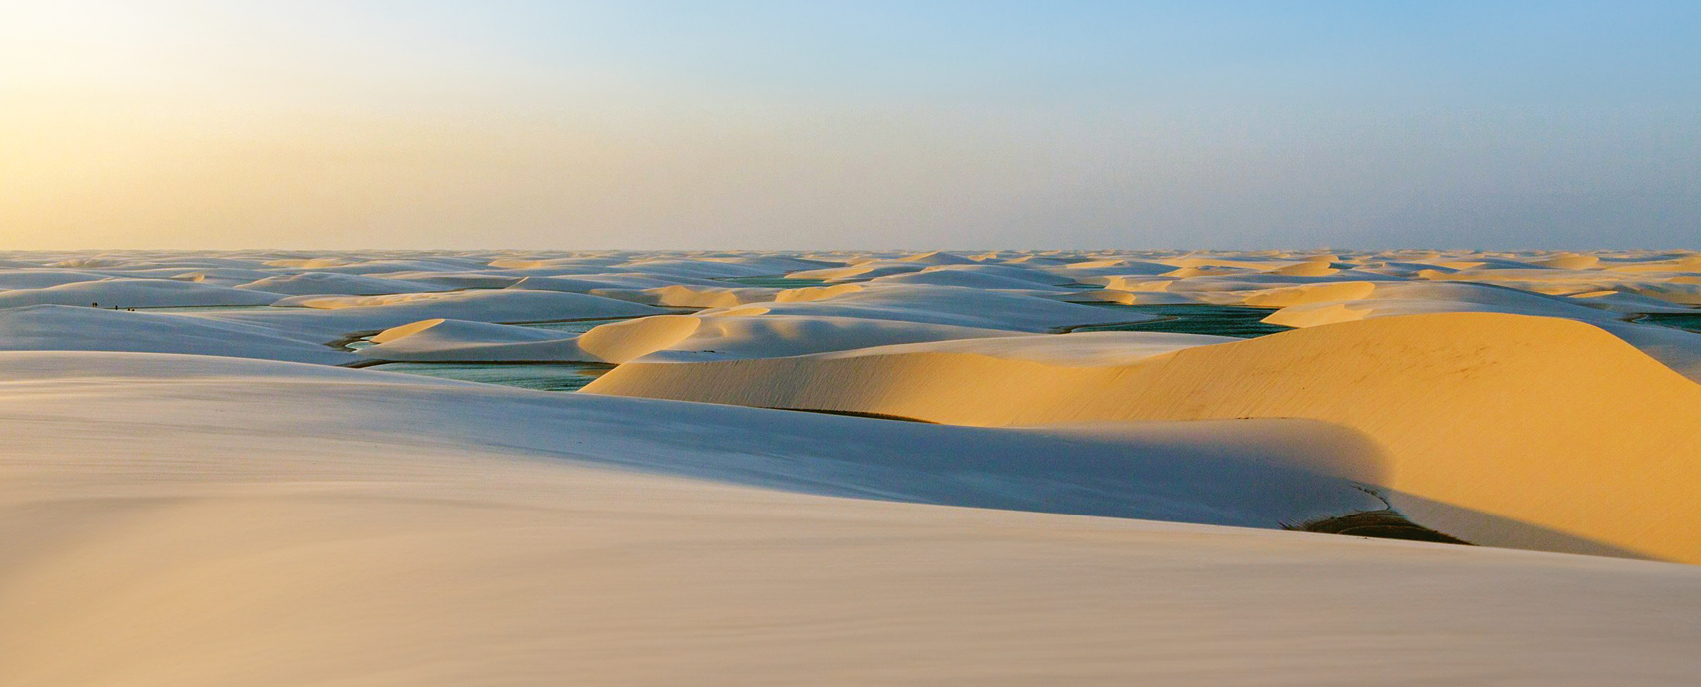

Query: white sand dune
[[288, 257, 496, 274], [1054, 258, 1182, 277], [788, 259, 931, 282], [0, 277, 284, 308], [809, 330, 1237, 366], [1256, 280, 1630, 321], [3, 249, 1701, 684], [628, 315, 1027, 362], [1414, 266, 1701, 301], [368, 270, 531, 289], [870, 266, 1079, 290], [0, 305, 351, 363], [587, 312, 1701, 563], [1260, 288, 1620, 327], [123, 266, 288, 286], [699, 283, 1156, 331], [0, 269, 112, 290], [1622, 280, 1701, 305], [899, 250, 980, 265], [507, 273, 731, 292], [357, 314, 1027, 363], [198, 289, 665, 342], [354, 316, 691, 363], [1561, 289, 1699, 313], [911, 263, 1083, 286], [235, 271, 444, 296], [4, 351, 1699, 685], [613, 258, 786, 279], [620, 284, 783, 308]]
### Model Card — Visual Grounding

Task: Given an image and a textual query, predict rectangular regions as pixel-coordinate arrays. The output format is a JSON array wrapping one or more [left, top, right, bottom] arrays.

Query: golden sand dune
[[587, 312, 1701, 563], [1249, 280, 1701, 382]]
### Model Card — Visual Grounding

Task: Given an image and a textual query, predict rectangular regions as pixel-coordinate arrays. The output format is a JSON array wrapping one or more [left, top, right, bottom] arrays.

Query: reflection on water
[[344, 317, 641, 352], [1635, 312, 1701, 333], [367, 362, 615, 392], [349, 317, 635, 392], [1068, 304, 1292, 338], [519, 317, 639, 334]]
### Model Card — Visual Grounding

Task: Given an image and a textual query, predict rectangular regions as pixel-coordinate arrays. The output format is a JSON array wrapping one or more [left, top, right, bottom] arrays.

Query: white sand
[[4, 350, 1699, 685], [3, 248, 1701, 684], [0, 277, 284, 308], [589, 312, 1701, 563]]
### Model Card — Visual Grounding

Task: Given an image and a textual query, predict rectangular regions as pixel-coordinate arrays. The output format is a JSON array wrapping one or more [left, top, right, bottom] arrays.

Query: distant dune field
[[2, 249, 1700, 685]]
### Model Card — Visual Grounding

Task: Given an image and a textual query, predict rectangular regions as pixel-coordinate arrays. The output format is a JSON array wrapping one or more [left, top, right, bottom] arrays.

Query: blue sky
[[2, 0, 1697, 248]]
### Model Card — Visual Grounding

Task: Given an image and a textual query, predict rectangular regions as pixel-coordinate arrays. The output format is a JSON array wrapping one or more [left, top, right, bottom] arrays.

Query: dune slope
[[587, 312, 1701, 563], [2, 351, 1699, 686]]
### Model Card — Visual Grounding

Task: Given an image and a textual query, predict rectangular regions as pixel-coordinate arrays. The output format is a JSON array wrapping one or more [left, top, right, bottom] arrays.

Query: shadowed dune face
[[587, 312, 1701, 563]]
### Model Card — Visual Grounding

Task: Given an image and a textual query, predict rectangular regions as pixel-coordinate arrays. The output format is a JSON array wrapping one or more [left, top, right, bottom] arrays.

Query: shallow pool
[[518, 317, 641, 334], [1067, 304, 1292, 338], [1635, 312, 1701, 333], [365, 362, 616, 392]]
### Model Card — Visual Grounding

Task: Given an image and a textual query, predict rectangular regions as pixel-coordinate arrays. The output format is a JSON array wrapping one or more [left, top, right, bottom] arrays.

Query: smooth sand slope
[[2, 249, 1700, 684], [0, 305, 352, 364], [356, 314, 1028, 363], [3, 351, 1699, 686], [587, 312, 1701, 563]]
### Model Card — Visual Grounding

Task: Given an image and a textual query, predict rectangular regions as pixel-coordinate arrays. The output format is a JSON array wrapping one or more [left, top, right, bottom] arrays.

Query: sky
[[1, 0, 1697, 250]]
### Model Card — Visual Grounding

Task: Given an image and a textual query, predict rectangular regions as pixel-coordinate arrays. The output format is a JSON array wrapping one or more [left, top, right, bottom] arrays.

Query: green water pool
[[1635, 312, 1701, 333], [1068, 304, 1291, 338], [366, 362, 615, 392]]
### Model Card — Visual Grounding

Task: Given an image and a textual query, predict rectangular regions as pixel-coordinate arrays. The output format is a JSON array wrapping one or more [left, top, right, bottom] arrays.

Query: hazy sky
[[2, 0, 1697, 250]]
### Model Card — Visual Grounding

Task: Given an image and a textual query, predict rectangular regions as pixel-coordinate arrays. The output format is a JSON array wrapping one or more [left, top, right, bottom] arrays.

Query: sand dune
[[0, 277, 283, 308], [617, 315, 1024, 362], [358, 314, 1025, 363], [235, 271, 443, 296], [0, 269, 111, 290], [587, 312, 1701, 563], [3, 249, 1700, 684], [1259, 281, 1621, 326], [508, 273, 735, 293], [870, 264, 1080, 290], [195, 289, 666, 342], [697, 283, 1156, 331], [0, 305, 351, 363], [1250, 280, 1701, 381], [788, 259, 930, 281], [4, 351, 1699, 685]]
